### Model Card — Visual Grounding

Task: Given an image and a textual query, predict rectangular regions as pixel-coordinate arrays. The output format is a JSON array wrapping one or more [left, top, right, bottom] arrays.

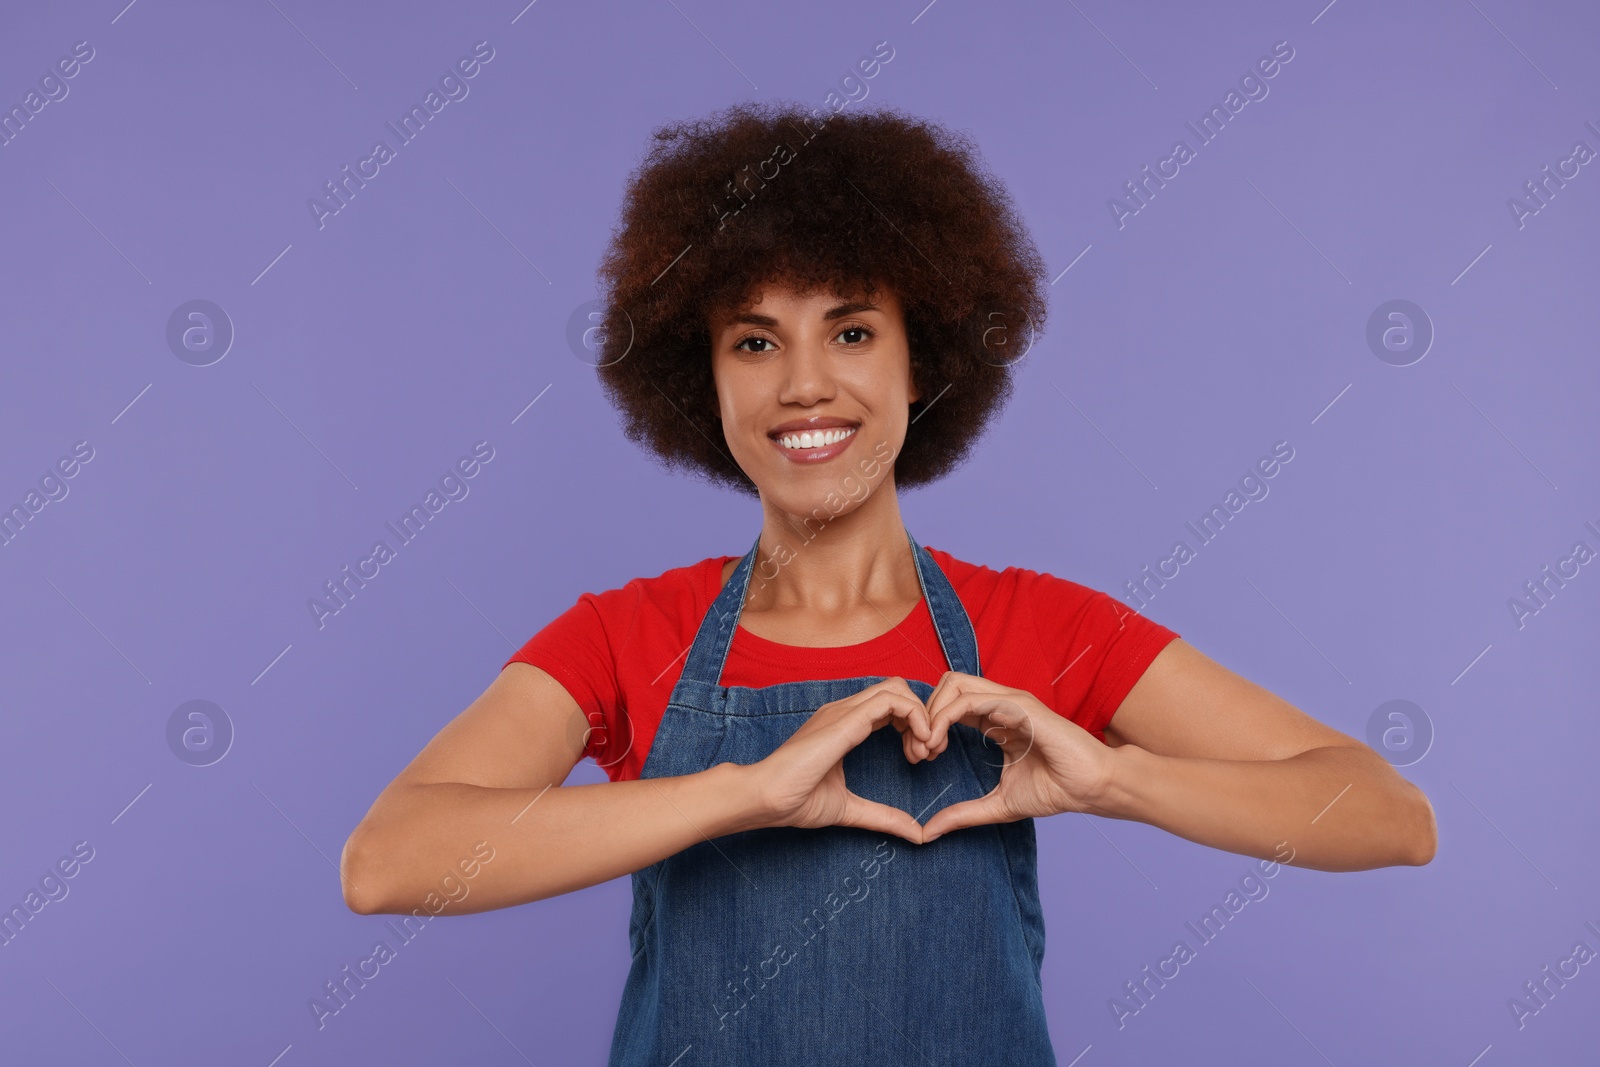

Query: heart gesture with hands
[[916, 672, 1118, 842], [750, 676, 936, 845], [745, 673, 1119, 845]]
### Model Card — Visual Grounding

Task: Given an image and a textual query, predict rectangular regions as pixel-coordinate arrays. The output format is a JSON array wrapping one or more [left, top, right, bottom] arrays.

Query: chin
[[771, 483, 869, 525]]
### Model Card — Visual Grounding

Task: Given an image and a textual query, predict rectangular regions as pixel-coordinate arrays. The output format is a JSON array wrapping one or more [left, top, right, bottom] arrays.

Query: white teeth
[[777, 426, 856, 450]]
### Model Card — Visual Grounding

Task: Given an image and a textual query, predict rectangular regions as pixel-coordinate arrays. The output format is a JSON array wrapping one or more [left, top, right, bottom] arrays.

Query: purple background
[[2, 0, 1597, 1063]]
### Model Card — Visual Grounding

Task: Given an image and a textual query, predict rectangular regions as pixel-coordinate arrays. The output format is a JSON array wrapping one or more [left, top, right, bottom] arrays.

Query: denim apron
[[607, 529, 1057, 1066]]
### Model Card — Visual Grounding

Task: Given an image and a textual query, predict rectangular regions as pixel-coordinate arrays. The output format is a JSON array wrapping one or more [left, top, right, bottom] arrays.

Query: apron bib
[[607, 529, 1057, 1065]]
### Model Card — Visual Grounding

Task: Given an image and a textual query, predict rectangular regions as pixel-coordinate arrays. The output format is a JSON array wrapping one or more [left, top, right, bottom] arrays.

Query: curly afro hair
[[592, 100, 1049, 497]]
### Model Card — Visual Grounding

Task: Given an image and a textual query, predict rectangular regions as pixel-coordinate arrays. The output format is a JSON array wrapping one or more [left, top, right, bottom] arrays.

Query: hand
[[917, 673, 1117, 843], [746, 677, 933, 844]]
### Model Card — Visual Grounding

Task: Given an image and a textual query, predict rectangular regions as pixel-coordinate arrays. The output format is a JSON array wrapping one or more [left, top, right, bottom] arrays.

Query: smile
[[769, 425, 858, 463]]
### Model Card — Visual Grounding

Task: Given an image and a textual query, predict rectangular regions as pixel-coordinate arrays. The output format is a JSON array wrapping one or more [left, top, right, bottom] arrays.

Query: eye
[[732, 323, 875, 354], [733, 334, 776, 354]]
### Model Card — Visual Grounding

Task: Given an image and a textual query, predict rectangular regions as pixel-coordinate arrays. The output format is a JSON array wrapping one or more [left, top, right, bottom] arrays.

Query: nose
[[777, 333, 837, 408]]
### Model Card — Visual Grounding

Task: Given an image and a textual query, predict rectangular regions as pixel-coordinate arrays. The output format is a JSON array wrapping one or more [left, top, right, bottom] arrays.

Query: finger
[[802, 689, 931, 771], [926, 677, 994, 754], [925, 674, 1017, 754], [920, 674, 958, 756], [875, 674, 921, 699], [922, 792, 1014, 842], [875, 677, 933, 744], [782, 701, 902, 783], [931, 693, 1036, 762], [870, 684, 934, 742], [813, 686, 920, 747], [922, 670, 961, 719], [973, 696, 1033, 746], [837, 791, 925, 844], [854, 685, 931, 744], [899, 724, 930, 764], [973, 697, 1040, 767], [919, 672, 961, 759], [879, 677, 935, 760]]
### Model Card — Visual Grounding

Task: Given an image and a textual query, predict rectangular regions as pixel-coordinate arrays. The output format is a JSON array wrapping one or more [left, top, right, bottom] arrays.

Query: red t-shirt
[[502, 548, 1181, 783]]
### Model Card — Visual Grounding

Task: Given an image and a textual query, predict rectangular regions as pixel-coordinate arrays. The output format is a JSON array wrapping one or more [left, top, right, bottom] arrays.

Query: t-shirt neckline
[[704, 555, 937, 666]]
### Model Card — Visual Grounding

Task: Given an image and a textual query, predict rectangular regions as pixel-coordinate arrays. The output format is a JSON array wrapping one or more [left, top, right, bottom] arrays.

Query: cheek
[[710, 356, 747, 416], [709, 382, 766, 465], [859, 365, 915, 413], [709, 372, 741, 433]]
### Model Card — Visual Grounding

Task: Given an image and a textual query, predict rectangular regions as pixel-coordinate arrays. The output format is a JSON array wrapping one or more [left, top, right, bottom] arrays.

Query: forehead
[[711, 281, 901, 327]]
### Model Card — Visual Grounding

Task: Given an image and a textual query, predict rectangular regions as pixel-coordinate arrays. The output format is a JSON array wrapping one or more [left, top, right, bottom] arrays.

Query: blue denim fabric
[[607, 528, 1057, 1066]]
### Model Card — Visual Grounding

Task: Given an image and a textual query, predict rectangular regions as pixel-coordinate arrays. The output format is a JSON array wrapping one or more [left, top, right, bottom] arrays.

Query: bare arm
[[339, 662, 768, 915], [1095, 639, 1438, 871]]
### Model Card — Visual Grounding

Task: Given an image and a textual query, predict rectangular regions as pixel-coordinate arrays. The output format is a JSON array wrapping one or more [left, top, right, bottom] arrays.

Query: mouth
[[767, 421, 860, 464]]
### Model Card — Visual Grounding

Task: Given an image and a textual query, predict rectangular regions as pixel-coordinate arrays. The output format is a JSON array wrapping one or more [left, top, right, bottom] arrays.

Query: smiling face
[[709, 279, 922, 519]]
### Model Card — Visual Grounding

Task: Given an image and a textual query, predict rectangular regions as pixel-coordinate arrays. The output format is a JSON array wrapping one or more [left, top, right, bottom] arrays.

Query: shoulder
[[922, 545, 1104, 617], [510, 552, 729, 671], [571, 553, 735, 629]]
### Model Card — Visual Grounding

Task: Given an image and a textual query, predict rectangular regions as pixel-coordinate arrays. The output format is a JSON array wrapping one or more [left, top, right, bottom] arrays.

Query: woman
[[341, 102, 1437, 1064]]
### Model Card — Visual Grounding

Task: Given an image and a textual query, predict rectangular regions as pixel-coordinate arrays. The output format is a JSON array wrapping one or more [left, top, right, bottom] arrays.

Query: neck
[[746, 478, 921, 615]]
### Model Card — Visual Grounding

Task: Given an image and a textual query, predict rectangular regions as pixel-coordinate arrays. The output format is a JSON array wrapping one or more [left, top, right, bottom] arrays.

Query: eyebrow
[[725, 300, 882, 328]]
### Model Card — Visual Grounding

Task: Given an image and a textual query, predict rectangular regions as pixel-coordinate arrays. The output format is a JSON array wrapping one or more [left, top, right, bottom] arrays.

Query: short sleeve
[[502, 594, 622, 765], [1026, 575, 1180, 740]]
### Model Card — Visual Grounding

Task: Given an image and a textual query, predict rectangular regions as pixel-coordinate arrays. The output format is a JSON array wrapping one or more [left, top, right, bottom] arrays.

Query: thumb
[[837, 792, 925, 845], [921, 792, 1011, 842]]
